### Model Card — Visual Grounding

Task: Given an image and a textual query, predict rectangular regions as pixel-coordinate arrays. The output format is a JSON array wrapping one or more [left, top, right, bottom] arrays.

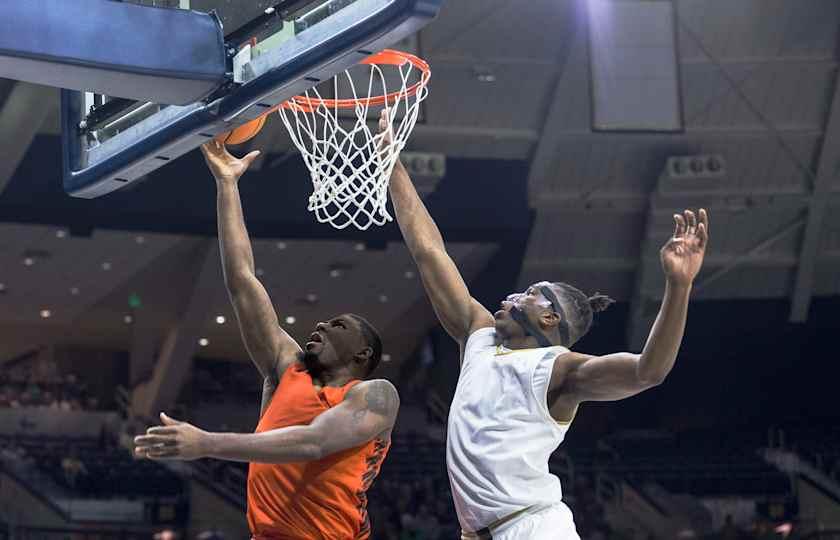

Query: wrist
[[201, 431, 220, 458], [665, 278, 692, 294], [215, 176, 239, 189]]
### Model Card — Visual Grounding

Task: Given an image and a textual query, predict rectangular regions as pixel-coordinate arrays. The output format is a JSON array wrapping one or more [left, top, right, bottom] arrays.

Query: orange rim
[[280, 49, 430, 113]]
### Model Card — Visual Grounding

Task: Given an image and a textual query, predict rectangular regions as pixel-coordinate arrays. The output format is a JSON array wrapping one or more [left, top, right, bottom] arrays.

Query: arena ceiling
[[0, 0, 839, 372]]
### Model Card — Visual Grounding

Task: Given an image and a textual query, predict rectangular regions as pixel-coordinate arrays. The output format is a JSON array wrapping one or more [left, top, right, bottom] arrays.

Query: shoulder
[[347, 379, 400, 417], [467, 299, 494, 334], [549, 351, 592, 389]]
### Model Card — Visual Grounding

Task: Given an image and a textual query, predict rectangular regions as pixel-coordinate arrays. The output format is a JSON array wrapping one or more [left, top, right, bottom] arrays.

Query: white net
[[277, 51, 430, 230]]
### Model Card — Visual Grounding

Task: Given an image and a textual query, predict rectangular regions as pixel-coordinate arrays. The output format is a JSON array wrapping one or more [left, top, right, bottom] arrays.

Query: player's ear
[[354, 347, 373, 364], [539, 310, 560, 330]]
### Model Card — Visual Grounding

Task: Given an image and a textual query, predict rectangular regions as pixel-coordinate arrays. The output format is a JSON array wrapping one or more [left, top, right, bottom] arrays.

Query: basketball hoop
[[277, 49, 431, 230]]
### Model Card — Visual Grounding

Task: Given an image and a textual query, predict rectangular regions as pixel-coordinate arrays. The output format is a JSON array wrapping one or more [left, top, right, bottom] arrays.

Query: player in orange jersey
[[134, 141, 399, 540]]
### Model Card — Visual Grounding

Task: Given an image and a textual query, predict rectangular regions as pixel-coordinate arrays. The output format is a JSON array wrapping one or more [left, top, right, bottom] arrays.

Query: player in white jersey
[[381, 113, 710, 539]]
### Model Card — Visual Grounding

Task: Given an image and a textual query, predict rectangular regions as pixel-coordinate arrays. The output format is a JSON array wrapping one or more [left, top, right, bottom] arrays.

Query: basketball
[[217, 114, 267, 146]]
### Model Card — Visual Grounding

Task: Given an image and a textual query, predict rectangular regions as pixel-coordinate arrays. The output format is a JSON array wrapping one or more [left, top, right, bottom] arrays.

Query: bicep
[[415, 248, 493, 341], [228, 274, 301, 377], [564, 352, 656, 402], [311, 381, 399, 456]]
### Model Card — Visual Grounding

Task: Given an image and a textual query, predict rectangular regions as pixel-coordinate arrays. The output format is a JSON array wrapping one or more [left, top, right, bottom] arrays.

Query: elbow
[[223, 271, 254, 293], [638, 371, 667, 388], [300, 442, 325, 462], [413, 243, 445, 264]]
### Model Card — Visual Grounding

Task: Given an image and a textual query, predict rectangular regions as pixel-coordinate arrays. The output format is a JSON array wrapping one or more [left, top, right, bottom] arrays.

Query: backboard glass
[[61, 0, 441, 198]]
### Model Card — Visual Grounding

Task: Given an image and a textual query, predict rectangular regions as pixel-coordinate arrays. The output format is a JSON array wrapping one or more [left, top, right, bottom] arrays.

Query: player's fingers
[[134, 434, 174, 446], [699, 208, 709, 236], [146, 427, 178, 435], [697, 222, 708, 248], [674, 214, 686, 237], [685, 210, 697, 235], [241, 151, 261, 169]]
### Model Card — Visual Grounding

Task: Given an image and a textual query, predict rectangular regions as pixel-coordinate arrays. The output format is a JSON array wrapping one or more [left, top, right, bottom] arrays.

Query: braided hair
[[552, 282, 615, 345]]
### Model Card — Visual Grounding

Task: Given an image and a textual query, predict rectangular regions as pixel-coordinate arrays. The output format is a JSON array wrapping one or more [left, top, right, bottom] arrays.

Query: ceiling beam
[[130, 240, 220, 419], [0, 82, 55, 195], [526, 0, 586, 197], [789, 72, 840, 322]]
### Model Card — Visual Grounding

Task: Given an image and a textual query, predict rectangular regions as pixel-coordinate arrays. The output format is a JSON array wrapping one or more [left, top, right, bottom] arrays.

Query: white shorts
[[488, 503, 580, 540]]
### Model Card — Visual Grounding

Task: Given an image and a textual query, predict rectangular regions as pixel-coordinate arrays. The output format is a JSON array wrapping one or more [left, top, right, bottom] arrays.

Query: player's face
[[305, 314, 368, 369], [493, 281, 557, 338]]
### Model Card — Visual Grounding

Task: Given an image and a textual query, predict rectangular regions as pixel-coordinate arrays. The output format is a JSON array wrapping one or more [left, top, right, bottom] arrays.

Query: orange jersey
[[246, 363, 390, 540]]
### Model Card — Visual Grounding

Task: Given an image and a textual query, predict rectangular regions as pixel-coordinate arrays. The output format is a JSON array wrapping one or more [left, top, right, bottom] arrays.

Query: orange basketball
[[216, 114, 268, 146]]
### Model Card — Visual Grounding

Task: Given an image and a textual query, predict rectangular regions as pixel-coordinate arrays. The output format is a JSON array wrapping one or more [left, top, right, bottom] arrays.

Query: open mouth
[[306, 331, 324, 349]]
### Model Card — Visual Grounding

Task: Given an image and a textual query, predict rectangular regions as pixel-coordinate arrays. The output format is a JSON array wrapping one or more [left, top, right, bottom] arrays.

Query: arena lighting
[[70, 287, 80, 295], [382, 354, 392, 362], [40, 309, 52, 319], [124, 315, 133, 324], [378, 294, 389, 303], [135, 235, 146, 244], [215, 315, 226, 324], [198, 338, 209, 347], [276, 242, 287, 250], [56, 229, 67, 238], [354, 243, 366, 251], [587, 0, 682, 131], [102, 261, 112, 271], [285, 316, 296, 325], [23, 257, 34, 266]]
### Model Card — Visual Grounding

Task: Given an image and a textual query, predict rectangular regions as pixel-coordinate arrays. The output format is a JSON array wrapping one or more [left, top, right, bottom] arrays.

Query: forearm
[[206, 427, 322, 464], [637, 280, 691, 384], [216, 182, 256, 286], [388, 160, 445, 256]]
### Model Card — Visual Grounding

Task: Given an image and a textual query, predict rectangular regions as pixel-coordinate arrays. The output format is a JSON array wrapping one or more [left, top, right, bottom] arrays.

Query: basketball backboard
[[61, 0, 441, 198]]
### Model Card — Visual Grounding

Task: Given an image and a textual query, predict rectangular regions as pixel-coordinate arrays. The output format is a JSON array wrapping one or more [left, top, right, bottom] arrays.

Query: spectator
[[61, 452, 87, 489]]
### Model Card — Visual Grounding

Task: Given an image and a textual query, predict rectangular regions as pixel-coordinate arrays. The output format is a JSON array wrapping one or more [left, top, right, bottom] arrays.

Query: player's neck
[[307, 366, 357, 388], [497, 335, 544, 350]]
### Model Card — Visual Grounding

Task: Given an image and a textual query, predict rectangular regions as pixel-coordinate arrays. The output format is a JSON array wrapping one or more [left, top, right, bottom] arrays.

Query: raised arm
[[201, 141, 301, 413], [554, 210, 709, 404], [134, 380, 399, 463], [384, 115, 493, 344]]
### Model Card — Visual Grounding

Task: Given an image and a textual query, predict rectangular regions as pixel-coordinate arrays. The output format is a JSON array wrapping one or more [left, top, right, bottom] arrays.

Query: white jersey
[[446, 327, 574, 533]]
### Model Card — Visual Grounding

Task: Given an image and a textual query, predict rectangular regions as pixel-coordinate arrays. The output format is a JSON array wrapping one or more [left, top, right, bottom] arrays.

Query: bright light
[[198, 338, 209, 347], [135, 236, 146, 244], [404, 270, 415, 279], [102, 262, 112, 271], [306, 293, 318, 303], [23, 257, 34, 266], [354, 243, 366, 251], [0, 283, 5, 293], [285, 316, 296, 325], [56, 230, 67, 239], [70, 287, 80, 295], [215, 315, 226, 324], [276, 241, 287, 250], [379, 294, 389, 303], [382, 354, 392, 362], [40, 309, 51, 319], [124, 315, 133, 324], [329, 269, 342, 278]]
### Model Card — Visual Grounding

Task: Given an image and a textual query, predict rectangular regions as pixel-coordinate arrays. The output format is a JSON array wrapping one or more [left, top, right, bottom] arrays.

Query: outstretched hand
[[200, 140, 261, 184], [660, 209, 709, 287], [134, 412, 209, 461]]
